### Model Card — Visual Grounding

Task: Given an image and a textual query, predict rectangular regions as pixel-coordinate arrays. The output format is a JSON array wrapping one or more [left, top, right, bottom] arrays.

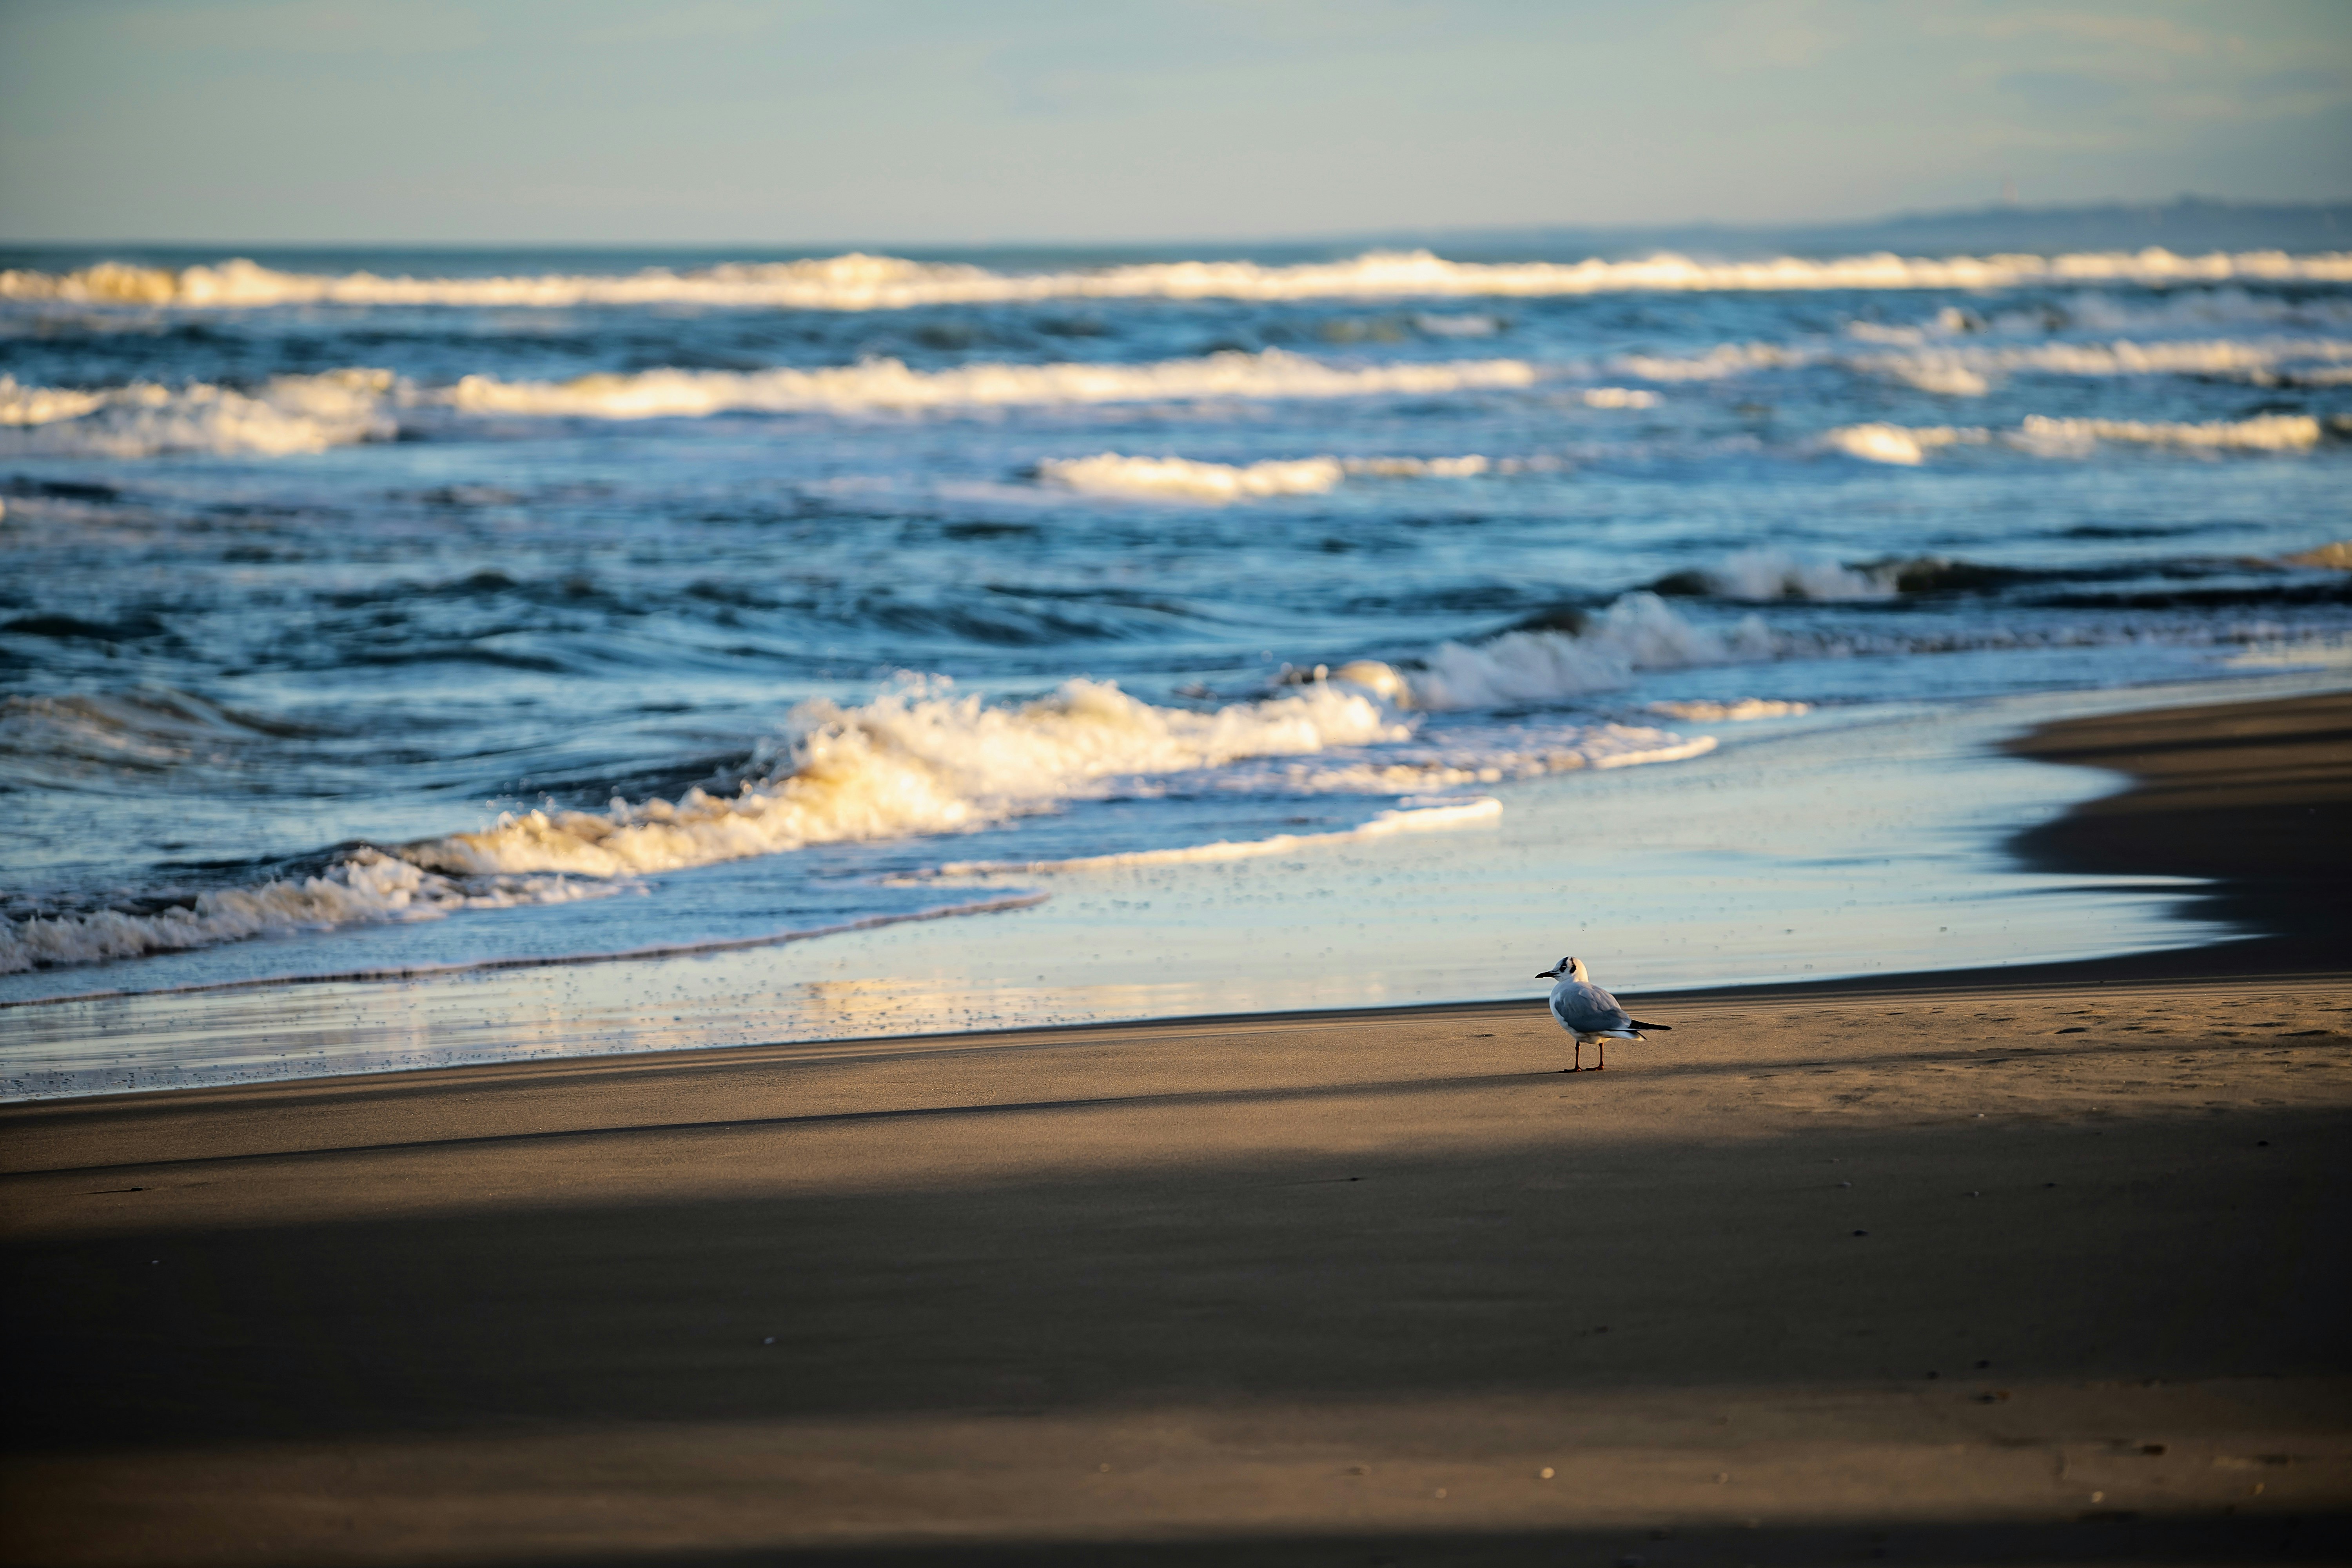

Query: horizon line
[[6, 195, 2350, 257]]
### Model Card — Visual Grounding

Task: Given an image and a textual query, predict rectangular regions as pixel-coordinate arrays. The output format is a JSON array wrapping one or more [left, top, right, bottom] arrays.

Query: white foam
[[1820, 423, 1991, 465], [1960, 288, 2352, 337], [0, 850, 616, 976], [0, 368, 400, 457], [924, 797, 1504, 876], [1649, 698, 1812, 720], [1853, 336, 2352, 393], [2, 677, 1414, 973], [2009, 412, 2324, 453], [1580, 386, 1662, 408], [1824, 414, 2321, 463], [1415, 313, 1501, 336], [1411, 593, 1776, 708], [1616, 334, 2352, 393], [1037, 450, 1494, 502], [402, 677, 1410, 879], [1040, 453, 1343, 501], [1342, 454, 1495, 477], [1206, 723, 1719, 794], [11, 247, 2350, 312], [446, 348, 1536, 418], [0, 352, 1532, 460], [1701, 549, 1895, 602], [1614, 342, 1812, 381]]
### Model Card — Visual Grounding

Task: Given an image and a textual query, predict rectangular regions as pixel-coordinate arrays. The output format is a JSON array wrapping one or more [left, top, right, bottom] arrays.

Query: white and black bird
[[1535, 956, 1672, 1072]]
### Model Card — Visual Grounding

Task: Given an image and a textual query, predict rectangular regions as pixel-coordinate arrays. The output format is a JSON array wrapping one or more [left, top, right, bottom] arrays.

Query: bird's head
[[1536, 956, 1589, 981]]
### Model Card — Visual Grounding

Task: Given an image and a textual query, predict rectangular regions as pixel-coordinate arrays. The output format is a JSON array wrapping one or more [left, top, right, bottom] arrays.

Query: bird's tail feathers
[[1628, 1019, 1673, 1031]]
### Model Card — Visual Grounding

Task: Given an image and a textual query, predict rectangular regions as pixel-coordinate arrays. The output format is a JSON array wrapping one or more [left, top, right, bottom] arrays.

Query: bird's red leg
[[1563, 1039, 1581, 1073], [1596, 1038, 1606, 1071]]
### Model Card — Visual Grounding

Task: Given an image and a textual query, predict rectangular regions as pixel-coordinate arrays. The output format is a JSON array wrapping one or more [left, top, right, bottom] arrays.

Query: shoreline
[[7, 686, 2341, 1106], [4, 680, 2343, 1103], [2, 686, 2347, 1564]]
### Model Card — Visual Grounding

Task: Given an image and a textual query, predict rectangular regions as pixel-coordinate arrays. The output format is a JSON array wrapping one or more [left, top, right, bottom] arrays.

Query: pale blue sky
[[3, 0, 2346, 244]]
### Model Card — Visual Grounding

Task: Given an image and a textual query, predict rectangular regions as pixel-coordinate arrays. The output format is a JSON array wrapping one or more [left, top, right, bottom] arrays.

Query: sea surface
[[3, 239, 2348, 1093]]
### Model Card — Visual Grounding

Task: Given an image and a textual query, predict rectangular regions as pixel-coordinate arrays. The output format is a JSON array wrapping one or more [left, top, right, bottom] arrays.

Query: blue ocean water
[[1, 241, 2347, 1082]]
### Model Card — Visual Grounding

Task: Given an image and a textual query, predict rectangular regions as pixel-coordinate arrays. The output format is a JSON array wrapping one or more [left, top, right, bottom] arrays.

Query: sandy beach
[[2, 690, 2347, 1566]]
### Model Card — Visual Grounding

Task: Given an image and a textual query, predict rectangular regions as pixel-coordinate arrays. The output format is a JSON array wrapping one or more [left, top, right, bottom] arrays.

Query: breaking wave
[[1412, 593, 1777, 708], [1617, 336, 2352, 393], [1649, 698, 1811, 720], [0, 851, 619, 975], [0, 679, 1395, 971], [1388, 584, 2351, 709], [9, 248, 2352, 313], [0, 369, 399, 457], [0, 665, 1744, 974], [0, 351, 1537, 458], [1687, 549, 1894, 602], [445, 348, 1537, 418], [406, 678, 1407, 879], [1037, 451, 1495, 502], [1824, 413, 2325, 464]]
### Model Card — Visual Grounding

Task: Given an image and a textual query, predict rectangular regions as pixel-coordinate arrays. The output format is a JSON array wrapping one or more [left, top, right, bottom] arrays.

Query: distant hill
[[1381, 198, 2352, 263]]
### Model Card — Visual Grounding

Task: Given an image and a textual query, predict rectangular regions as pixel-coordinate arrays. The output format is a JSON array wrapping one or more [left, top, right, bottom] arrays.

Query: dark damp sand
[[2, 693, 2348, 1567]]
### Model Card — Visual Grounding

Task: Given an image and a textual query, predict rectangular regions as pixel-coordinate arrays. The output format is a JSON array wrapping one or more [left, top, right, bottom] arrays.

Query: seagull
[[1536, 956, 1673, 1072]]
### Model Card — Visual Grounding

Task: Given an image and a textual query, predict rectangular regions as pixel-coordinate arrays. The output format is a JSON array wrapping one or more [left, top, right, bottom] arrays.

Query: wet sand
[[2, 691, 2347, 1566]]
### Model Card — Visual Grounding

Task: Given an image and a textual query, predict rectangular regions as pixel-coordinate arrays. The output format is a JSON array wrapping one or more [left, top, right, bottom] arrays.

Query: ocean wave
[[1692, 549, 1894, 602], [1851, 290, 2352, 346], [0, 850, 618, 975], [1649, 698, 1811, 720], [0, 351, 1536, 458], [0, 689, 310, 782], [1, 678, 1410, 972], [445, 348, 1537, 418], [1579, 386, 1662, 408], [0, 893, 1051, 1006], [1384, 584, 2350, 708], [1616, 335, 2352, 392], [2009, 413, 2327, 453], [1614, 342, 1812, 382], [1040, 453, 1348, 501], [1857, 337, 2352, 395], [1412, 593, 1777, 708], [920, 797, 1504, 876], [0, 368, 399, 457], [402, 677, 1410, 879], [1824, 413, 2324, 464], [8, 248, 2351, 312], [1165, 718, 1721, 795], [0, 664, 1742, 973], [1036, 450, 1496, 502]]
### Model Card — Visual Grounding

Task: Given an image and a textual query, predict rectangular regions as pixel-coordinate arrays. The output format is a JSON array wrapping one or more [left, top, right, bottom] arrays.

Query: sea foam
[[1411, 593, 1777, 708], [0, 851, 617, 975], [0, 351, 1537, 459], [1615, 335, 2352, 393], [1824, 413, 2324, 464], [1036, 451, 1494, 502], [921, 797, 1504, 876], [0, 369, 399, 457], [445, 349, 1537, 418], [9, 247, 2352, 312], [0, 678, 1407, 972], [0, 663, 1740, 974], [406, 679, 1405, 879]]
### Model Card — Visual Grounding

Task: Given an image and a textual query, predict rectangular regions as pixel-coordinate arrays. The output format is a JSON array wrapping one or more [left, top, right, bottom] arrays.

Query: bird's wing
[[1557, 981, 1634, 1033]]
